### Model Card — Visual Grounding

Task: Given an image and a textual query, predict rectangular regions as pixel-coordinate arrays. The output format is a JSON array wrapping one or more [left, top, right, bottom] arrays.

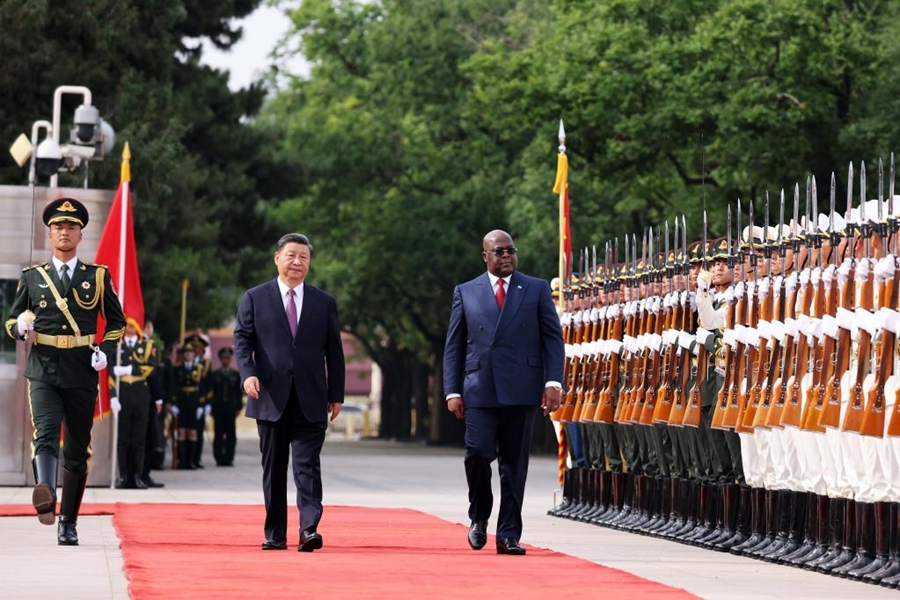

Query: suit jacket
[[234, 279, 345, 423], [443, 271, 564, 408], [5, 260, 126, 388]]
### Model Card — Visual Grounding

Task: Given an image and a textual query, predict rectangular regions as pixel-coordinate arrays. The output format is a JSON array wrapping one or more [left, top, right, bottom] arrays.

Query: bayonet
[[862, 161, 870, 259], [682, 214, 688, 290], [891, 153, 897, 257], [830, 171, 837, 266], [778, 189, 786, 261], [632, 234, 638, 289], [749, 198, 757, 284], [673, 218, 679, 288], [648, 227, 654, 294], [764, 191, 771, 279], [812, 175, 820, 269], [702, 209, 708, 271], [736, 198, 743, 274], [727, 204, 733, 269]]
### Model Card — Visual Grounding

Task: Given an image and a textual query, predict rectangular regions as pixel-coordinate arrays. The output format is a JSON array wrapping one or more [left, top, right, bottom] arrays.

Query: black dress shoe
[[114, 479, 134, 489], [141, 476, 165, 488], [261, 540, 287, 550], [496, 538, 526, 555], [468, 521, 487, 550], [299, 529, 323, 552], [132, 477, 149, 490]]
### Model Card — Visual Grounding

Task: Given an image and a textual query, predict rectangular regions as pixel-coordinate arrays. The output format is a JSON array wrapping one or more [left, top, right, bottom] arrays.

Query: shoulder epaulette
[[80, 262, 107, 270], [22, 262, 49, 272]]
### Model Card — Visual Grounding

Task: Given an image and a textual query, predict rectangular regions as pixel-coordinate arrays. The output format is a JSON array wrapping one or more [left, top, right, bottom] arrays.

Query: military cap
[[741, 225, 766, 250], [550, 277, 561, 299], [687, 241, 703, 264], [218, 346, 234, 358], [711, 237, 730, 260], [182, 333, 209, 351], [43, 197, 89, 228]]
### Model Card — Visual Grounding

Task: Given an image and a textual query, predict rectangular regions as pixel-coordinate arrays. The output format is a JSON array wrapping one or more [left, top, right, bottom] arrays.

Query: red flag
[[93, 142, 143, 419]]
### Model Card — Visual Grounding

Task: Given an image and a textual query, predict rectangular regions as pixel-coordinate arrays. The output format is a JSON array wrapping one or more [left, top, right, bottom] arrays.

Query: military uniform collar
[[51, 256, 79, 275]]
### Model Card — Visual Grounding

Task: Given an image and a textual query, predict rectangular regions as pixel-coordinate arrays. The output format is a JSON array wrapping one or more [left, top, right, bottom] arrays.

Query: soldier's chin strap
[[35, 267, 81, 338]]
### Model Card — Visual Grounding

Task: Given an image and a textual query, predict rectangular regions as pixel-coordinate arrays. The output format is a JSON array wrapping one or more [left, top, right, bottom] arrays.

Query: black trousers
[[28, 380, 95, 473], [257, 387, 327, 543], [464, 405, 539, 541], [214, 410, 237, 465]]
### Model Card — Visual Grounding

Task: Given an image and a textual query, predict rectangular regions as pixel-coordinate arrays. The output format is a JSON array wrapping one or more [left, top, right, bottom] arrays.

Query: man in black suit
[[443, 229, 565, 555], [234, 233, 345, 552]]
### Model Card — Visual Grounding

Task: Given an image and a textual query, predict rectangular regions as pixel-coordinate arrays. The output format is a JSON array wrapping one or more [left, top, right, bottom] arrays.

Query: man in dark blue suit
[[234, 233, 345, 552], [443, 229, 565, 555]]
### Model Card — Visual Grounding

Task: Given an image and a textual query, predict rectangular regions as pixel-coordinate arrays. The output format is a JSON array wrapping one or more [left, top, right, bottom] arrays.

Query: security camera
[[92, 118, 115, 160], [73, 104, 99, 144], [35, 138, 63, 178]]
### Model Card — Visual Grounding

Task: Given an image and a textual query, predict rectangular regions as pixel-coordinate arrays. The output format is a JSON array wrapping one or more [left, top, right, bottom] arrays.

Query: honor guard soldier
[[171, 334, 212, 469], [211, 346, 244, 466], [5, 198, 126, 545], [109, 316, 157, 488]]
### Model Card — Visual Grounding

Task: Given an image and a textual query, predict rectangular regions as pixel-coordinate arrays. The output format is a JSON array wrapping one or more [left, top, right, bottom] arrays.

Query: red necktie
[[496, 279, 506, 310]]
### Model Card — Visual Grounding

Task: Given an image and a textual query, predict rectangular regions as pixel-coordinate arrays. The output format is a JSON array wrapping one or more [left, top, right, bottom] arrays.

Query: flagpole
[[553, 120, 568, 315], [180, 279, 190, 344], [109, 142, 131, 489]]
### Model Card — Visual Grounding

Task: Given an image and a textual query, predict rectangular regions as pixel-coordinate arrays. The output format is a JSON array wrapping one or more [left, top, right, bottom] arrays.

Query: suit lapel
[[296, 283, 316, 337], [494, 271, 527, 340], [476, 273, 501, 325], [268, 279, 295, 340]]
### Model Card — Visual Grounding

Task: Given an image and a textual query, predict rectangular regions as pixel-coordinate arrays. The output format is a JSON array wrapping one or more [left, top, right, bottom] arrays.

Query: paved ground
[[0, 434, 895, 599]]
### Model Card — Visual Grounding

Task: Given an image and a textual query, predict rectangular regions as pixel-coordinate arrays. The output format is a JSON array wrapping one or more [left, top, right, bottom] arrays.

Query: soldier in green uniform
[[171, 334, 212, 469], [109, 316, 157, 489], [211, 346, 244, 466], [5, 198, 126, 545]]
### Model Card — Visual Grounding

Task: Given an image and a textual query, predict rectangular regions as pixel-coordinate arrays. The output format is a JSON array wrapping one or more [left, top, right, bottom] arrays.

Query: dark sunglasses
[[489, 246, 518, 257]]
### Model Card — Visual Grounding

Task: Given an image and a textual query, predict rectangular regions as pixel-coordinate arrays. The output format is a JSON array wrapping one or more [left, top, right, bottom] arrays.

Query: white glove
[[91, 349, 108, 371], [16, 312, 35, 337], [697, 270, 712, 294], [170, 405, 180, 417], [204, 404, 212, 418], [113, 365, 131, 377], [196, 407, 204, 420], [110, 397, 121, 415]]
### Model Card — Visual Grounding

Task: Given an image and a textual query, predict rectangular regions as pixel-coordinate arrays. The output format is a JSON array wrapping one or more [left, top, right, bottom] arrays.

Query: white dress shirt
[[277, 278, 304, 328], [51, 256, 79, 284]]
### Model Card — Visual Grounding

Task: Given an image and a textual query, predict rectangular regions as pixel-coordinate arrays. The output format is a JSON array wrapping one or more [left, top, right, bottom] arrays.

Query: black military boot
[[615, 474, 643, 530], [643, 478, 672, 535], [605, 472, 635, 527], [696, 484, 726, 547], [835, 501, 875, 578], [854, 501, 893, 582], [561, 468, 587, 519], [671, 480, 701, 541], [684, 483, 713, 545], [743, 489, 779, 557], [549, 469, 574, 516], [804, 497, 846, 570], [757, 490, 797, 560], [57, 469, 88, 546], [817, 498, 858, 574], [32, 454, 58, 525], [630, 476, 656, 531], [731, 488, 765, 555], [657, 478, 684, 537], [716, 485, 750, 552], [132, 448, 148, 490], [115, 447, 133, 488], [866, 502, 900, 584], [707, 483, 737, 548], [779, 492, 818, 565], [594, 472, 623, 525], [179, 441, 196, 470]]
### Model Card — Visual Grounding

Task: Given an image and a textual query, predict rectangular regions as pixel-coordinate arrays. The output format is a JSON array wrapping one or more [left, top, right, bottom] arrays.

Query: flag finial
[[120, 141, 131, 183]]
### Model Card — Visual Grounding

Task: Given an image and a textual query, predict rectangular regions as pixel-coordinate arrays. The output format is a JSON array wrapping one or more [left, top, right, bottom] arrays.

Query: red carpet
[[2, 503, 695, 599]]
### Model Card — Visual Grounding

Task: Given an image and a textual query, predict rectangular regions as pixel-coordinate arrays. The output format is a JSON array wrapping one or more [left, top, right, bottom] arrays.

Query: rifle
[[684, 213, 710, 429], [712, 205, 736, 430], [667, 216, 693, 426], [625, 233, 652, 423], [652, 221, 679, 424], [593, 244, 622, 423], [734, 199, 760, 434], [570, 250, 592, 422], [819, 165, 856, 429], [744, 194, 774, 429], [720, 199, 749, 429], [782, 178, 816, 428], [806, 174, 841, 431], [639, 231, 666, 425]]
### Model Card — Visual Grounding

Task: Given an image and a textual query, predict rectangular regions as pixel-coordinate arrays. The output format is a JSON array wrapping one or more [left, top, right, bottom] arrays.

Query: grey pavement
[[0, 433, 895, 599]]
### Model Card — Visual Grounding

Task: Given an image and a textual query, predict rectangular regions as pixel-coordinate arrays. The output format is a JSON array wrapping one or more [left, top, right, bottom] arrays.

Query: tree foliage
[[0, 0, 281, 345]]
